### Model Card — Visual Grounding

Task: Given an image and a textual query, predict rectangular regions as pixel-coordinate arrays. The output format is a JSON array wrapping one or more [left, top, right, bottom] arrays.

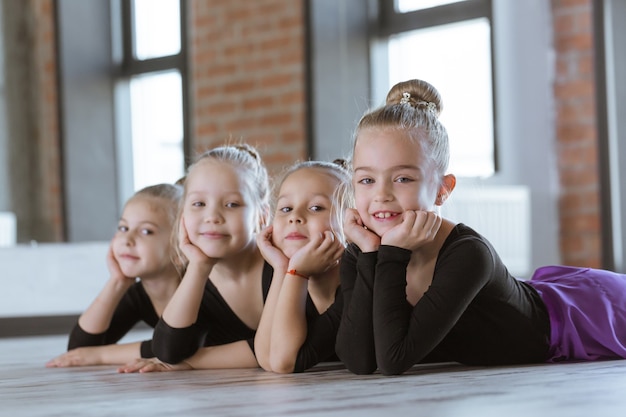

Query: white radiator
[[440, 186, 531, 278], [0, 211, 17, 247]]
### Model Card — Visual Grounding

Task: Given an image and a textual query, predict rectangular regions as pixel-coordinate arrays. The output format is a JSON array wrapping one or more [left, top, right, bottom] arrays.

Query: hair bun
[[386, 79, 443, 117]]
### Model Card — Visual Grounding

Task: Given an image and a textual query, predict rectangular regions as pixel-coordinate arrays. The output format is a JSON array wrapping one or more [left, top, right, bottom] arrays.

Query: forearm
[[49, 341, 144, 367], [78, 279, 133, 334], [184, 341, 259, 370], [269, 275, 308, 373], [162, 263, 211, 327], [336, 251, 378, 374], [373, 244, 490, 375], [98, 342, 144, 365], [254, 270, 285, 371]]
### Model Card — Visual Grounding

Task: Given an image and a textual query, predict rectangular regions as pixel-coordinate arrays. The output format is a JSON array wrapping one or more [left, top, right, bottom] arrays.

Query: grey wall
[[57, 0, 119, 241], [484, 0, 561, 268], [603, 0, 626, 271], [0, 1, 7, 211], [308, 0, 372, 162]]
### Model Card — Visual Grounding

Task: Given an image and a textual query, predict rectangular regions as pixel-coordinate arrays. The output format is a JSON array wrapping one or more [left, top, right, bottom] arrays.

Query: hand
[[178, 217, 216, 269], [117, 357, 193, 373], [256, 225, 289, 272], [46, 347, 103, 368], [105, 241, 134, 285], [343, 208, 381, 252], [288, 230, 344, 277], [381, 210, 442, 251]]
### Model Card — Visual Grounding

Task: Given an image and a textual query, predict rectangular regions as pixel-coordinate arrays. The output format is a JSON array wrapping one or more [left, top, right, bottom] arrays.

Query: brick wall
[[551, 0, 601, 267], [188, 0, 307, 176], [33, 0, 63, 241], [3, 0, 63, 242]]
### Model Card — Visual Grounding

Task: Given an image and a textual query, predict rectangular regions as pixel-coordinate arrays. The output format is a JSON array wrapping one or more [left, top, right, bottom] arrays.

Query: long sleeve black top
[[153, 262, 342, 372], [68, 282, 158, 358], [335, 224, 550, 375]]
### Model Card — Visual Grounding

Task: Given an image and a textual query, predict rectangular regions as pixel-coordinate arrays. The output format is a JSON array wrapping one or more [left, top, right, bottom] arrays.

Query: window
[[114, 0, 189, 202], [376, 0, 495, 178]]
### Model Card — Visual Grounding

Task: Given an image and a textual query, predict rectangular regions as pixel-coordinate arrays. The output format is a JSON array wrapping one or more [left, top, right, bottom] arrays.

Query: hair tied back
[[417, 101, 438, 113], [332, 158, 349, 170], [399, 91, 437, 113]]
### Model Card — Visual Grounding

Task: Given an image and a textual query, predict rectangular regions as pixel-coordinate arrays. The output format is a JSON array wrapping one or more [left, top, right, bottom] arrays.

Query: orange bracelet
[[286, 269, 309, 280]]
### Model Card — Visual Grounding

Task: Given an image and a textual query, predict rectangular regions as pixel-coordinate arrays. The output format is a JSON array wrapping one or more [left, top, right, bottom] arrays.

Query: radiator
[[440, 186, 531, 278], [0, 211, 17, 247]]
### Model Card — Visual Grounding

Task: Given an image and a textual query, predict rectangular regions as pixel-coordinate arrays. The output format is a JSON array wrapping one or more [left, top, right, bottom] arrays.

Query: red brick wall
[[6, 0, 63, 242], [551, 0, 601, 267], [188, 0, 307, 176], [34, 0, 63, 241]]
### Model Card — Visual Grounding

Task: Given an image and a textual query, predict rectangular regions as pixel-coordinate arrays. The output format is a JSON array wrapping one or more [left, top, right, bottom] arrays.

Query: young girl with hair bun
[[335, 79, 626, 375], [47, 183, 183, 367], [119, 143, 274, 373], [254, 159, 350, 373]]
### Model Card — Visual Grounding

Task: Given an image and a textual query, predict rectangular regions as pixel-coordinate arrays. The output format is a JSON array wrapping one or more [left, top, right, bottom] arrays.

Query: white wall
[[0, 242, 109, 317]]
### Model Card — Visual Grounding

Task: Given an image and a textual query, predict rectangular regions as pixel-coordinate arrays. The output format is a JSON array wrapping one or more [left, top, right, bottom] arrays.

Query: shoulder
[[436, 224, 503, 280], [440, 224, 497, 258]]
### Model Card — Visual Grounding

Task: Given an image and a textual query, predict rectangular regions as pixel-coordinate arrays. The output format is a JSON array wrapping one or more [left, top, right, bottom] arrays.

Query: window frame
[[376, 0, 498, 174], [114, 0, 191, 192]]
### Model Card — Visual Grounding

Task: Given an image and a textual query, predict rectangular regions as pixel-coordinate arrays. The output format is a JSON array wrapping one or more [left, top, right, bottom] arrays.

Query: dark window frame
[[377, 0, 498, 173], [115, 0, 191, 166]]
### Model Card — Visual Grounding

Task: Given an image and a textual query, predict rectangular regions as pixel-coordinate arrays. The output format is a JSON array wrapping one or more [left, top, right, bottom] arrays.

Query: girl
[[335, 79, 626, 375], [46, 183, 183, 367], [119, 144, 272, 373], [255, 160, 350, 373]]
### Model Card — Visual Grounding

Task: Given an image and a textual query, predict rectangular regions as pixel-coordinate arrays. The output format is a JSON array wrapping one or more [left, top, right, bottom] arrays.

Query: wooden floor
[[3, 331, 626, 417]]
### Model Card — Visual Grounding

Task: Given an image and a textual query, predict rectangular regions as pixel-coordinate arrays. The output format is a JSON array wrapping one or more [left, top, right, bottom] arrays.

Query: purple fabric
[[527, 265, 626, 362]]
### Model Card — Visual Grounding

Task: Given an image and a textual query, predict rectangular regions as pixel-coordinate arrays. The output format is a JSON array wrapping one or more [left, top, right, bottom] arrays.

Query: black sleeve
[[153, 263, 273, 364], [67, 283, 145, 351], [292, 287, 343, 373], [152, 319, 207, 364], [140, 340, 154, 358], [335, 245, 379, 374], [373, 242, 494, 375]]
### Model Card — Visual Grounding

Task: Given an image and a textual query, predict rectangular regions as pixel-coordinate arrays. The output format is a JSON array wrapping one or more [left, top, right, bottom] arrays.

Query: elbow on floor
[[269, 354, 296, 374], [377, 361, 408, 376], [152, 343, 193, 365], [343, 361, 377, 375], [154, 351, 185, 365]]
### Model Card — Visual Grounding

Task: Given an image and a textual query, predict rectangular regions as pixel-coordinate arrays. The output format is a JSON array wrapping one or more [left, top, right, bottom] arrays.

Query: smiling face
[[181, 159, 258, 259], [352, 127, 441, 237], [271, 167, 340, 258], [111, 195, 175, 279]]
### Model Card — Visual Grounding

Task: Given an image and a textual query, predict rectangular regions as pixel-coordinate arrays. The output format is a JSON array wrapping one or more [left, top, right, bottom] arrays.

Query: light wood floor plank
[[2, 332, 626, 416]]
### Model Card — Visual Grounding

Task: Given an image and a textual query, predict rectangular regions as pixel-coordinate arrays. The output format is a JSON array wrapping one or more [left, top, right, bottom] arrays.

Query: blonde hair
[[127, 183, 184, 277], [274, 159, 352, 245], [131, 183, 183, 226], [174, 143, 270, 268], [353, 79, 450, 180]]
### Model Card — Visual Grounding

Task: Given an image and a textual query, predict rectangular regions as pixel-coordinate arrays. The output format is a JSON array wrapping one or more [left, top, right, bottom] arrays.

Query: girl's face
[[112, 196, 174, 279], [352, 127, 440, 237], [272, 168, 340, 258], [182, 160, 258, 259]]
